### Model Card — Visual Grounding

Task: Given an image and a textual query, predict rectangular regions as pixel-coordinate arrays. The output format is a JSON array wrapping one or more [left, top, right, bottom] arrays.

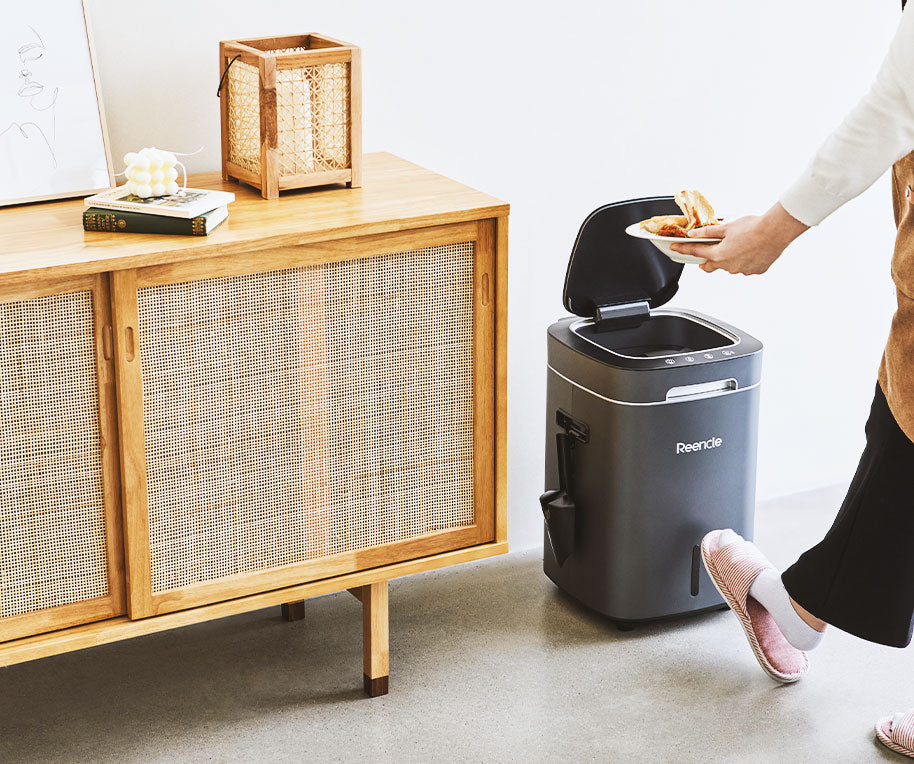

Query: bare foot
[[790, 597, 827, 633]]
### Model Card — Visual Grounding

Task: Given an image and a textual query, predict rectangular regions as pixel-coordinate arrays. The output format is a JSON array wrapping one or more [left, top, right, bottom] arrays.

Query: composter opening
[[573, 312, 736, 359]]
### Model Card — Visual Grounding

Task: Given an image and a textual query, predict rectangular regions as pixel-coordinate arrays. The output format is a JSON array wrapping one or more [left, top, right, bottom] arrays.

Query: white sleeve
[[780, 6, 914, 226]]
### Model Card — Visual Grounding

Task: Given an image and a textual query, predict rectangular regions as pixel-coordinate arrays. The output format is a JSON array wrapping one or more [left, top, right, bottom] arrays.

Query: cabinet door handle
[[481, 272, 490, 306], [102, 325, 114, 361], [124, 326, 136, 362]]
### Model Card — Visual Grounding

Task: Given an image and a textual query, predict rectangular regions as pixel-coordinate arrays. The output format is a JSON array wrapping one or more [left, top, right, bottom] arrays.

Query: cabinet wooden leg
[[360, 581, 389, 697], [281, 600, 305, 622]]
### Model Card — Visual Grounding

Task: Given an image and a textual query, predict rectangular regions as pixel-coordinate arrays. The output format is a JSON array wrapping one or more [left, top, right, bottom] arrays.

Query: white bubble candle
[[123, 147, 181, 198]]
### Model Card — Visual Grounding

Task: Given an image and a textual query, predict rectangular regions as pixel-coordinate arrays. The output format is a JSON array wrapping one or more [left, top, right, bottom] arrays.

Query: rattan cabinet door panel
[[0, 276, 125, 642], [116, 224, 495, 616]]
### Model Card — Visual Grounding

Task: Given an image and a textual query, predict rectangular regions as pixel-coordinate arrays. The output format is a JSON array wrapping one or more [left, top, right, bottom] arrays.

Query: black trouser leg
[[781, 383, 914, 648]]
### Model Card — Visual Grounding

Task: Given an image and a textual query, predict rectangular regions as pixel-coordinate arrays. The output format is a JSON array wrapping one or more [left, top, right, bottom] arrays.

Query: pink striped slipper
[[876, 711, 914, 758], [700, 529, 808, 684]]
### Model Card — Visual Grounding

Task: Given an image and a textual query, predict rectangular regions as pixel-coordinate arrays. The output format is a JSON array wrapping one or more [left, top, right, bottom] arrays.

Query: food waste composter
[[540, 196, 763, 626]]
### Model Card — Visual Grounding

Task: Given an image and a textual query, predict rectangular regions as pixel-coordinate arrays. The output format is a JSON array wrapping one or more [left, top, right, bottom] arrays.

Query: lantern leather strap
[[216, 55, 242, 98]]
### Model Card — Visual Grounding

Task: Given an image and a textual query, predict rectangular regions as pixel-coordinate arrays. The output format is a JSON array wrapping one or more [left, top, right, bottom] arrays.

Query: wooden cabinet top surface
[[0, 153, 509, 284]]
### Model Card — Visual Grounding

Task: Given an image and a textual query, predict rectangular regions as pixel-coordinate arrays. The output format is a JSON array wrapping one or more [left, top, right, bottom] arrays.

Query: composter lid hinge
[[593, 300, 650, 331]]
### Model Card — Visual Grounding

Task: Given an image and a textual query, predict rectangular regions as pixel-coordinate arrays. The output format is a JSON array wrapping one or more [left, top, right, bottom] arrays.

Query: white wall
[[89, 0, 901, 552]]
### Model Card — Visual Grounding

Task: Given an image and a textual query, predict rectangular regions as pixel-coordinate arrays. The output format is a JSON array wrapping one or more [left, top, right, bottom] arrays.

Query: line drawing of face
[[17, 25, 57, 111], [1, 23, 60, 175]]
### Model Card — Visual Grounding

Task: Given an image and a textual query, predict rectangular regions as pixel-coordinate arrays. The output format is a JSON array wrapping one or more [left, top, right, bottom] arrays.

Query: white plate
[[624, 222, 721, 265]]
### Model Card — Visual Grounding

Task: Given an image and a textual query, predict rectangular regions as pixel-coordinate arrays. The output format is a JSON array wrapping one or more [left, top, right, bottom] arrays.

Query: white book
[[84, 186, 236, 219]]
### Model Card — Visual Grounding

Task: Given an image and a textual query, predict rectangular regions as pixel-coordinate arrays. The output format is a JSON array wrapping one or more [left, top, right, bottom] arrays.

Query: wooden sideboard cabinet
[[0, 153, 508, 696]]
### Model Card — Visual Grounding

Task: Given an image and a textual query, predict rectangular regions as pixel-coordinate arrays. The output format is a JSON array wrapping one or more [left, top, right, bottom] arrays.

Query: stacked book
[[83, 187, 236, 237]]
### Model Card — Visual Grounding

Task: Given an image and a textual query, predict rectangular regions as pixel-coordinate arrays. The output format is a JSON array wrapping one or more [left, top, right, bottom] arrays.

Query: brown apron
[[878, 152, 914, 441]]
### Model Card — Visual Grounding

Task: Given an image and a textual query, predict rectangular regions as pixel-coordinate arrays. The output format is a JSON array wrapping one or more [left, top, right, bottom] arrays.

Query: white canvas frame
[[0, 0, 114, 207]]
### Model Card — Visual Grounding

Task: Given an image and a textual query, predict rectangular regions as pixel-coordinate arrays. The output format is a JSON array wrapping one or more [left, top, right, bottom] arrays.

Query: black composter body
[[541, 197, 763, 625]]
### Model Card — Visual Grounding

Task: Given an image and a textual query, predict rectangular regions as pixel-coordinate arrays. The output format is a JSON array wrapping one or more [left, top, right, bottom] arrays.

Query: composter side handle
[[540, 412, 588, 567], [556, 432, 572, 494]]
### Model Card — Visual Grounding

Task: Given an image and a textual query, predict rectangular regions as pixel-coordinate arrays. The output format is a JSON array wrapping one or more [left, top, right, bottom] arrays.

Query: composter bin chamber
[[542, 314, 762, 623]]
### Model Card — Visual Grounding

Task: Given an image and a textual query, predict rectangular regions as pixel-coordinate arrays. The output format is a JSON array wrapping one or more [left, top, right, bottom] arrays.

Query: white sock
[[718, 531, 825, 651]]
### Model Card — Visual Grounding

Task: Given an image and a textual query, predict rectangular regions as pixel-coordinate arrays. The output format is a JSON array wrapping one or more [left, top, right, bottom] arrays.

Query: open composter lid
[[563, 196, 685, 319]]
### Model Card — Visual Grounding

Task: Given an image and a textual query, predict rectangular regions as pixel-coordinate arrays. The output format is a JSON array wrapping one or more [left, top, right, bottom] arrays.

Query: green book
[[82, 206, 228, 236]]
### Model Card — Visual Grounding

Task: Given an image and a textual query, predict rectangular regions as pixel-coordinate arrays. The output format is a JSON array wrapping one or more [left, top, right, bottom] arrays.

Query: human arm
[[672, 6, 914, 273], [673, 203, 808, 274]]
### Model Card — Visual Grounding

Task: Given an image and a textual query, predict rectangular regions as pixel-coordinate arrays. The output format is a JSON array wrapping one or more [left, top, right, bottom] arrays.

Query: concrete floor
[[1, 484, 910, 763]]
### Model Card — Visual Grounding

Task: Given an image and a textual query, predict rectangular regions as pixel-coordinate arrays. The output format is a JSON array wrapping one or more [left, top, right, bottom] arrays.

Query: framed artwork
[[0, 0, 114, 207]]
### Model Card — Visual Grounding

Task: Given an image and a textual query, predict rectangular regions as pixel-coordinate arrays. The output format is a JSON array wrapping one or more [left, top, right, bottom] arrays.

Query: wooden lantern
[[218, 34, 362, 199]]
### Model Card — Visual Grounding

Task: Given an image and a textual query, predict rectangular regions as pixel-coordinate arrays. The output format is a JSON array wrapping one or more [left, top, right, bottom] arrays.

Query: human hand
[[670, 202, 809, 274]]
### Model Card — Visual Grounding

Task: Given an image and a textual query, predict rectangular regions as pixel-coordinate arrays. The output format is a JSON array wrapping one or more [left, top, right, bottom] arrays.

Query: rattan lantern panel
[[226, 60, 262, 176], [225, 49, 352, 181]]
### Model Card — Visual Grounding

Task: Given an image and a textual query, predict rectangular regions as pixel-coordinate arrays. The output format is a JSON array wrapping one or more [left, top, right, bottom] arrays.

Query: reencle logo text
[[676, 437, 723, 454]]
